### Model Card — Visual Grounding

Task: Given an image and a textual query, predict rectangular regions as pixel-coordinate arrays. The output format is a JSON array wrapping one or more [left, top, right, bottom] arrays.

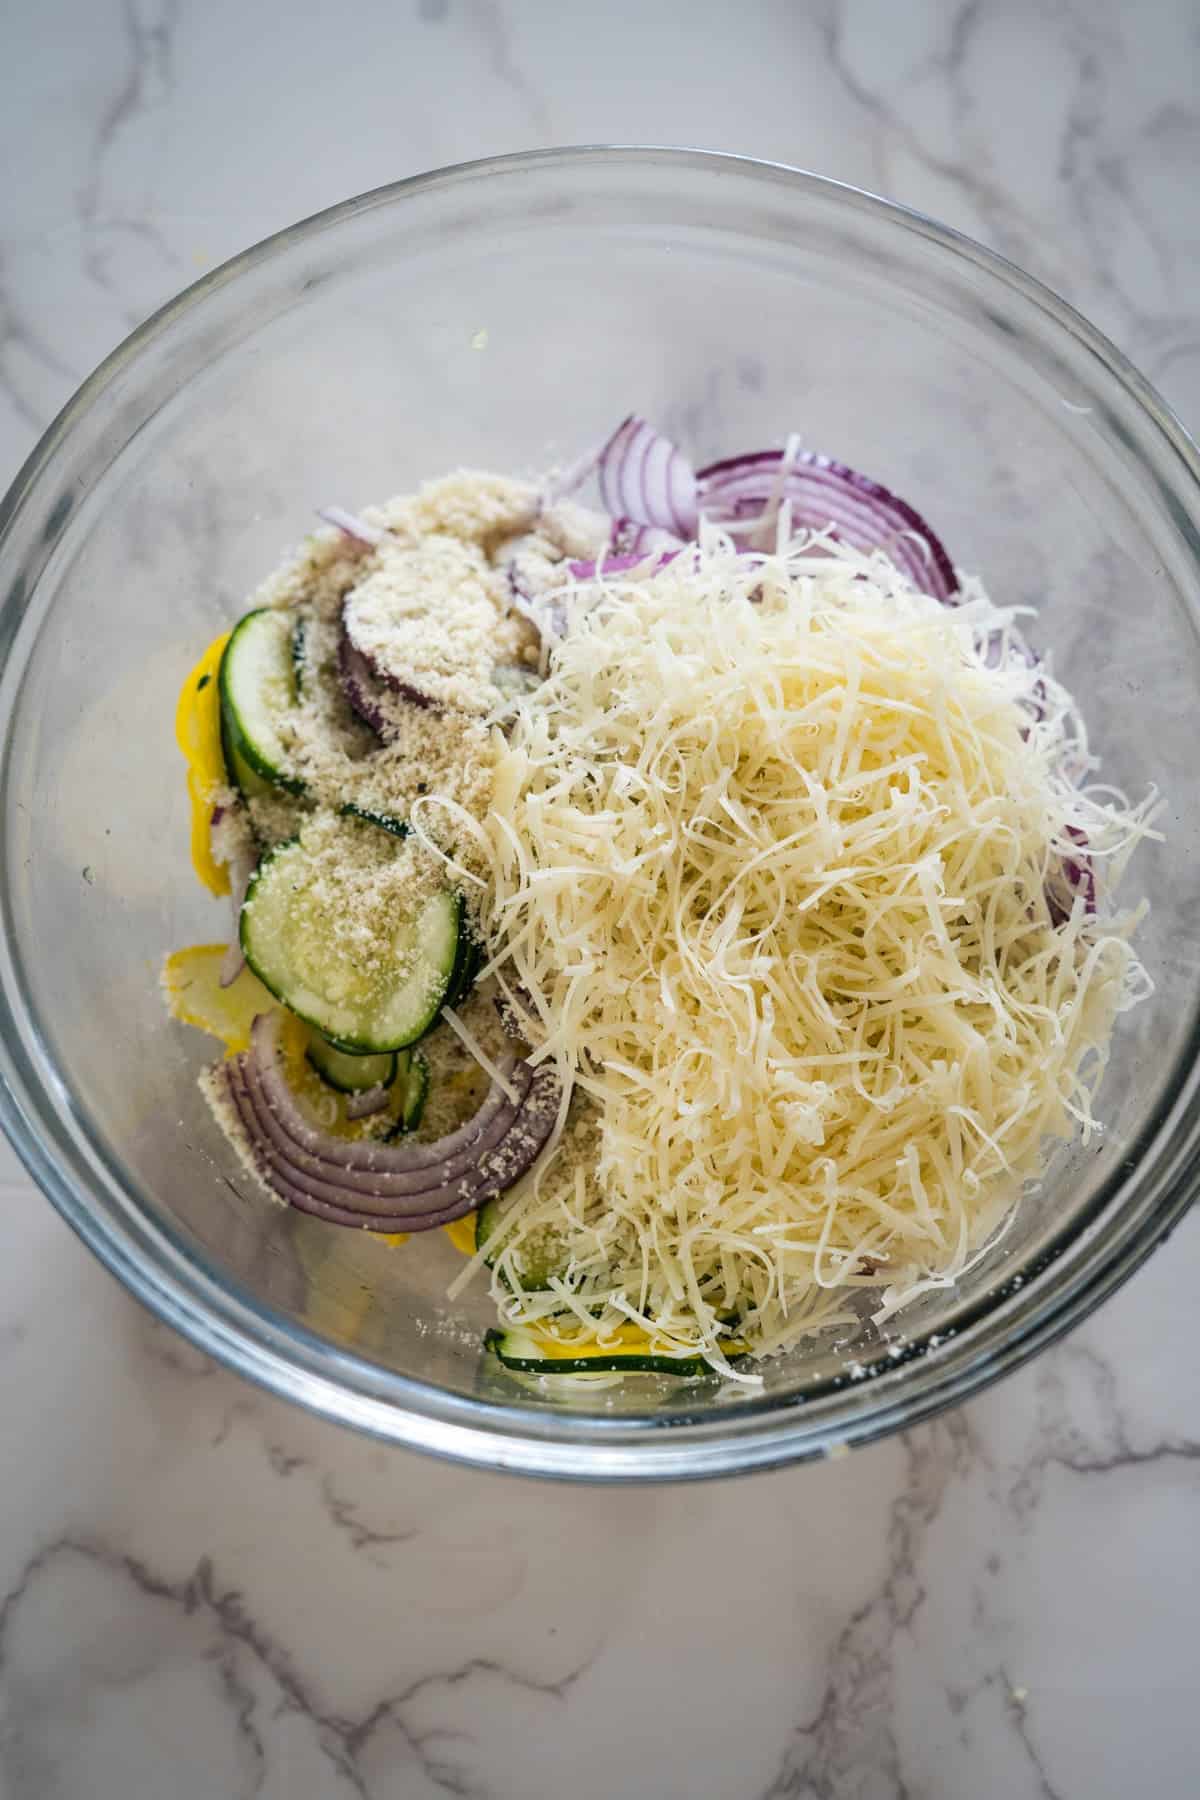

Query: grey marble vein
[[762, 1416, 973, 1800]]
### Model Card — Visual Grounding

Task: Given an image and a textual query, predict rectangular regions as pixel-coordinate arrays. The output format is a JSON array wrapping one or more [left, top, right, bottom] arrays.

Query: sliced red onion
[[745, 432, 803, 551], [219, 843, 257, 988], [508, 513, 683, 643], [344, 1083, 392, 1121], [237, 1052, 524, 1202], [597, 416, 699, 538], [384, 675, 436, 711], [540, 437, 607, 507], [338, 622, 399, 736], [566, 550, 679, 581], [507, 560, 537, 601], [226, 1060, 510, 1228], [229, 1052, 492, 1218], [336, 615, 438, 727], [697, 451, 959, 603], [494, 990, 535, 1042], [979, 627, 1047, 730], [507, 562, 569, 643], [979, 632, 1079, 921], [221, 1011, 560, 1231], [341, 604, 438, 712], [253, 1013, 519, 1176], [219, 942, 246, 991], [610, 518, 686, 557], [1047, 825, 1097, 928], [317, 506, 385, 548]]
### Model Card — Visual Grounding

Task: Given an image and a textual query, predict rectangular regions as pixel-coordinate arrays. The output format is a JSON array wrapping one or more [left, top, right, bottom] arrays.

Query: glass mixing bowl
[[1, 149, 1198, 1480]]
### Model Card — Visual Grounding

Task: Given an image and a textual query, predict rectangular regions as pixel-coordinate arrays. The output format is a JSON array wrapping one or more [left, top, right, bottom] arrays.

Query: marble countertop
[[2, 3, 1197, 1795]]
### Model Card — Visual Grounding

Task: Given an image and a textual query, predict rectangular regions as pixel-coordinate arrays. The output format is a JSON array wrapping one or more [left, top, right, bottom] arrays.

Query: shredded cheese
[[440, 1003, 522, 1104], [476, 532, 1157, 1372]]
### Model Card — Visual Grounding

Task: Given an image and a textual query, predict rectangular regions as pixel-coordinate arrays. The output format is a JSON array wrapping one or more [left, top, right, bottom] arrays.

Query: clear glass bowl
[[2, 149, 1198, 1480]]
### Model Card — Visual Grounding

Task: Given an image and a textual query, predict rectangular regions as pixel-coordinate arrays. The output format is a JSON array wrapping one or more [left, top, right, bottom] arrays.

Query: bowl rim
[[2, 144, 1199, 1481]]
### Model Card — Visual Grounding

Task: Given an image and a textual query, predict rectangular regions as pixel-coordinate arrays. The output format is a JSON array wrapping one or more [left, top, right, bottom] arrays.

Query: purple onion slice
[[221, 1011, 561, 1232], [1046, 826, 1097, 928], [597, 416, 699, 539], [218, 840, 258, 989], [340, 602, 439, 714], [317, 506, 385, 548], [336, 620, 412, 737], [610, 518, 686, 557], [566, 550, 679, 581], [226, 1060, 505, 1229], [344, 1083, 392, 1121], [507, 562, 570, 643], [697, 450, 959, 603]]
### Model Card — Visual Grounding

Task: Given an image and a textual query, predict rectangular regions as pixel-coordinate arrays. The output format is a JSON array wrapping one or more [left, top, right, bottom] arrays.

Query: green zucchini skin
[[305, 1031, 398, 1093], [484, 1328, 711, 1377], [239, 838, 461, 1053], [339, 803, 410, 838], [219, 609, 306, 797], [474, 1198, 567, 1291], [384, 1048, 430, 1138]]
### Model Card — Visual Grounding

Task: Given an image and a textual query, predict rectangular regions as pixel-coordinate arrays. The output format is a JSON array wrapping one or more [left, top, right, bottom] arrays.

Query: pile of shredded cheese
[[466, 529, 1157, 1378]]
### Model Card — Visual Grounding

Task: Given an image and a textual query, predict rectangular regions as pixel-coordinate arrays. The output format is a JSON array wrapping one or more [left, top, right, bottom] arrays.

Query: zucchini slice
[[340, 803, 409, 839], [240, 838, 461, 1052], [306, 1030, 398, 1093], [442, 924, 483, 1011], [475, 1198, 569, 1291], [221, 721, 274, 799], [484, 1327, 711, 1377], [219, 609, 305, 797], [386, 1047, 430, 1136], [291, 615, 307, 698]]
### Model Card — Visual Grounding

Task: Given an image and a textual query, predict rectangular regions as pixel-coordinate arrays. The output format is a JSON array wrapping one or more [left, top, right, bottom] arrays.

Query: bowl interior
[[2, 152, 1199, 1470]]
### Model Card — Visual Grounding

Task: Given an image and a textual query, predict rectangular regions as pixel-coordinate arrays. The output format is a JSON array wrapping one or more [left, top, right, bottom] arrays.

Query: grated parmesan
[[343, 536, 509, 714], [241, 473, 588, 874], [473, 530, 1158, 1372]]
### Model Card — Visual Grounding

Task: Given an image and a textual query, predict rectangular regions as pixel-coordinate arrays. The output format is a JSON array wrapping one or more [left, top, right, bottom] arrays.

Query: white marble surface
[[2, 3, 1198, 1795]]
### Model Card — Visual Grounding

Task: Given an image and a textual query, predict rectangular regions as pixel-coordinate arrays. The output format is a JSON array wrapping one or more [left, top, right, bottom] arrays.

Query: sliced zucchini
[[340, 803, 409, 839], [442, 923, 482, 1010], [484, 1327, 711, 1377], [386, 1048, 429, 1137], [491, 663, 542, 702], [475, 1197, 569, 1290], [306, 1030, 398, 1093], [240, 838, 461, 1052], [219, 608, 305, 797], [291, 615, 307, 697], [220, 720, 273, 799]]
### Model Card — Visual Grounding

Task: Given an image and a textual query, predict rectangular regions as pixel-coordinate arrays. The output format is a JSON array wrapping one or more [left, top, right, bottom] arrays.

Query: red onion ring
[[225, 1064, 497, 1229], [220, 1012, 560, 1231], [226, 1057, 556, 1230], [218, 841, 257, 989], [228, 1057, 514, 1220], [597, 416, 699, 539], [1047, 825, 1097, 927], [697, 450, 959, 603], [610, 518, 685, 557], [252, 1013, 523, 1176], [344, 1083, 392, 1120], [340, 604, 438, 714], [507, 562, 570, 643], [337, 620, 402, 736], [565, 550, 679, 581], [317, 506, 384, 548]]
